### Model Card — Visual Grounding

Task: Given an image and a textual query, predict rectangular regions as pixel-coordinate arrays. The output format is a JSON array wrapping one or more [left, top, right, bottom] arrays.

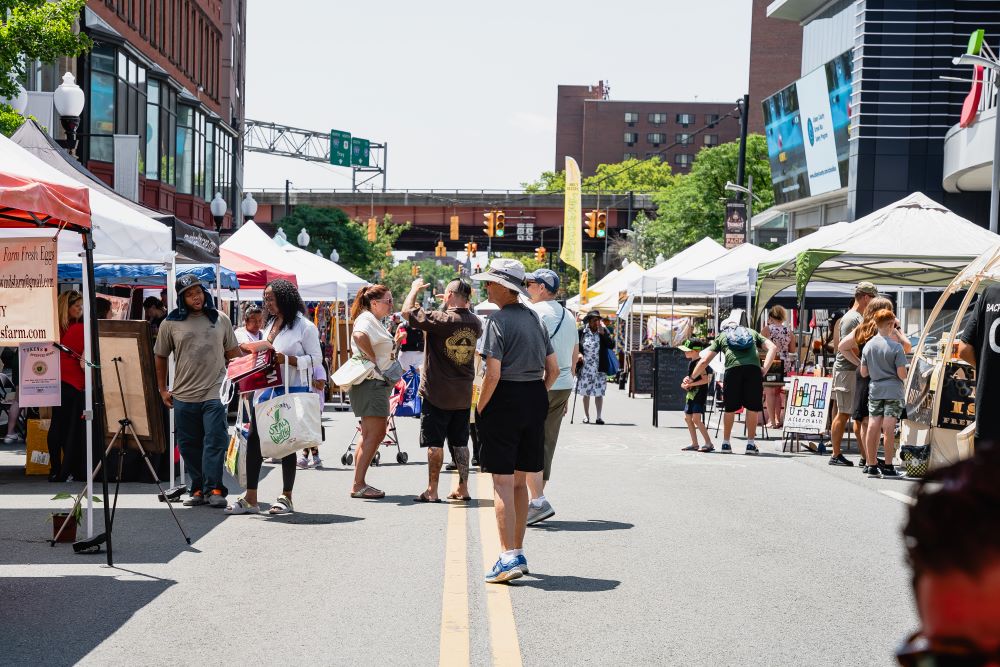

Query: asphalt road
[[0, 386, 919, 666]]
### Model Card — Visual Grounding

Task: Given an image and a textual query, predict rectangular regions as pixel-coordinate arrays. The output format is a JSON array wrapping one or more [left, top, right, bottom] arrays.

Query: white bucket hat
[[472, 258, 528, 295]]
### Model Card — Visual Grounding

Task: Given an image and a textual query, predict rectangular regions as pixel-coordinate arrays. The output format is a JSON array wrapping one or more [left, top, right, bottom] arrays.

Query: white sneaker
[[310, 456, 323, 469]]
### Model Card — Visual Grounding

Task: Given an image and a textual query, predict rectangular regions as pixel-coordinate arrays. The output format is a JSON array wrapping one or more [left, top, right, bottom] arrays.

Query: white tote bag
[[254, 358, 323, 459]]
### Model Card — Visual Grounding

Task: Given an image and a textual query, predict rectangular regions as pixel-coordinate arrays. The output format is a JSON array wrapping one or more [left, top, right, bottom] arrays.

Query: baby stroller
[[340, 377, 410, 466]]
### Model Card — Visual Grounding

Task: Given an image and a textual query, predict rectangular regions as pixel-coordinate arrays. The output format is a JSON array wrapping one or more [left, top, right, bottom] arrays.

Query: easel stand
[[781, 428, 828, 455], [50, 357, 191, 552]]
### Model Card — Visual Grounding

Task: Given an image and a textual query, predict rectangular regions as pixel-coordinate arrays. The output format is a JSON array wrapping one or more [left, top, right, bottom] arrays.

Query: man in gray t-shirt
[[829, 282, 877, 466], [472, 259, 558, 584], [154, 275, 241, 507]]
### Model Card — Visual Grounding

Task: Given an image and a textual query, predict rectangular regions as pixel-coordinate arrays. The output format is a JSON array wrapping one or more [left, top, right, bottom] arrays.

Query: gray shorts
[[542, 389, 572, 481], [349, 378, 391, 417], [831, 369, 857, 415]]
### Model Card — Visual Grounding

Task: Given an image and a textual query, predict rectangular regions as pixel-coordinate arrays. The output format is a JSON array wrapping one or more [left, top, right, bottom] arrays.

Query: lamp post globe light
[[241, 192, 258, 223], [53, 72, 85, 156], [655, 253, 665, 265], [297, 228, 310, 248], [210, 192, 227, 231], [315, 248, 323, 257], [0, 82, 28, 115], [274, 227, 287, 242], [329, 248, 340, 263]]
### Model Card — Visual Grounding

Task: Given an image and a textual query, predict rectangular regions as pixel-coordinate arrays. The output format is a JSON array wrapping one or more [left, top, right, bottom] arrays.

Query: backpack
[[722, 324, 754, 351]]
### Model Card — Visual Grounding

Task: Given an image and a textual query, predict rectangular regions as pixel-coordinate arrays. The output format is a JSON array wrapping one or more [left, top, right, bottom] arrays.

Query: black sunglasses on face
[[896, 632, 1000, 667]]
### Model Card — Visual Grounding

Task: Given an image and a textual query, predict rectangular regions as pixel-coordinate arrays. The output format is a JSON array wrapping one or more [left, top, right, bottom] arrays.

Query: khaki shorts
[[542, 389, 572, 481], [349, 378, 391, 418], [831, 369, 857, 415]]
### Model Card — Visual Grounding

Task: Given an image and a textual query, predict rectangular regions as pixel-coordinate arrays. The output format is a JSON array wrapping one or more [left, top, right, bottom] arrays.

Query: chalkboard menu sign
[[653, 346, 690, 426], [630, 351, 654, 396]]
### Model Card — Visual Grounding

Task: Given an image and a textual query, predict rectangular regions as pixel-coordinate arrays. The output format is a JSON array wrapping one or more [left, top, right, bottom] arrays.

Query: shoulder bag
[[254, 357, 323, 459]]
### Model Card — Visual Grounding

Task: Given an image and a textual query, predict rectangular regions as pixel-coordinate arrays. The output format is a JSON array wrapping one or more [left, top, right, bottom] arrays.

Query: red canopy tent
[[217, 249, 297, 290], [0, 172, 117, 565]]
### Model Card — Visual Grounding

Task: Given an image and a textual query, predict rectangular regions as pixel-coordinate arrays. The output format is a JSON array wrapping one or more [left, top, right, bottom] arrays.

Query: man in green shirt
[[691, 319, 777, 454]]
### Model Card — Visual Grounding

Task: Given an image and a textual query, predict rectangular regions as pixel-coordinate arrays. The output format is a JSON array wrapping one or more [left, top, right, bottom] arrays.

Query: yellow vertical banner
[[579, 270, 589, 305], [560, 157, 583, 272]]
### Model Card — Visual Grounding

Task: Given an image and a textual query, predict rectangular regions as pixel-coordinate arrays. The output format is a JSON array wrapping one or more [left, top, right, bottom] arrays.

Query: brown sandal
[[350, 485, 385, 499]]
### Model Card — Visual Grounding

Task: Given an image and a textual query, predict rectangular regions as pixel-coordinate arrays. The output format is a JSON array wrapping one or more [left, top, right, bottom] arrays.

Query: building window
[[624, 132, 638, 145], [176, 105, 206, 196], [145, 80, 159, 180], [675, 154, 693, 167], [646, 133, 665, 146], [644, 152, 662, 161], [624, 112, 639, 125], [706, 114, 720, 127], [704, 134, 719, 146], [676, 133, 692, 145], [623, 152, 638, 161], [215, 129, 233, 207], [676, 113, 695, 127], [648, 113, 667, 125], [87, 44, 146, 166], [158, 84, 177, 185]]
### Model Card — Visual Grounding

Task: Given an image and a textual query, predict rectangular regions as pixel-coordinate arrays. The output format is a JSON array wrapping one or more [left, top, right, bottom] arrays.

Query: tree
[[649, 134, 773, 257], [521, 158, 674, 194], [608, 212, 658, 269], [381, 260, 464, 308], [0, 0, 92, 136]]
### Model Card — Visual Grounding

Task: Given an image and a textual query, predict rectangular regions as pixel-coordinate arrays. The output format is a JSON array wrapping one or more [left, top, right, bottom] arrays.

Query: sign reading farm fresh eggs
[[0, 237, 58, 344]]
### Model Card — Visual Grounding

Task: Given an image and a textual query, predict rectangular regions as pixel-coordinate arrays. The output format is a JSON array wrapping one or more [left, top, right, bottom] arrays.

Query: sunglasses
[[896, 632, 1000, 666]]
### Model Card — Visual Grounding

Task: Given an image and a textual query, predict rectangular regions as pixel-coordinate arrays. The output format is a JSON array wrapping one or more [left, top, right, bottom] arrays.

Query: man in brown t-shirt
[[402, 277, 482, 502]]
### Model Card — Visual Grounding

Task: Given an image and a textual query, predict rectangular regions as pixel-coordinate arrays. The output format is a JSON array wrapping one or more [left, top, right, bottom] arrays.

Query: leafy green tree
[[649, 134, 773, 257], [381, 260, 465, 308], [0, 0, 92, 136], [521, 158, 674, 194], [521, 169, 565, 193]]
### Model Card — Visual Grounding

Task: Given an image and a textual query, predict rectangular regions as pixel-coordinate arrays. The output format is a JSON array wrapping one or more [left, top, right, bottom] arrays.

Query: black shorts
[[419, 400, 470, 449], [722, 365, 764, 412], [477, 380, 548, 475], [684, 400, 706, 415]]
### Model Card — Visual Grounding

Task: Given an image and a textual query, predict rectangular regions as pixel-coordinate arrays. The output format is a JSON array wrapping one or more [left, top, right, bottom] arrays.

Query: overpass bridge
[[246, 188, 657, 254]]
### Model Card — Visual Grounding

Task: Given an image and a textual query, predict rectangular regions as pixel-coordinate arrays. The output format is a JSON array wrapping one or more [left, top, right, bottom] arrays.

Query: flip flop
[[350, 485, 385, 499], [414, 492, 442, 503], [447, 492, 472, 501], [681, 444, 700, 451]]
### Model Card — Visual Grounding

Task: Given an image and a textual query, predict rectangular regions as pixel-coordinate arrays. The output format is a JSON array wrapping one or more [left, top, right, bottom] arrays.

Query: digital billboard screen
[[762, 51, 852, 205]]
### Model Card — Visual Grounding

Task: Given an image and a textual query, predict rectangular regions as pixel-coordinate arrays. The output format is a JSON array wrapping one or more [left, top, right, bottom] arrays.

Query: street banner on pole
[[561, 157, 583, 272], [725, 200, 747, 249], [18, 342, 61, 407], [0, 236, 58, 344]]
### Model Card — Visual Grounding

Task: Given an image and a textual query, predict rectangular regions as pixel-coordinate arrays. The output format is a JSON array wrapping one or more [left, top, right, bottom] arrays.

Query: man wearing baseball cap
[[474, 259, 559, 583], [829, 281, 878, 466], [524, 268, 579, 525], [154, 275, 241, 507]]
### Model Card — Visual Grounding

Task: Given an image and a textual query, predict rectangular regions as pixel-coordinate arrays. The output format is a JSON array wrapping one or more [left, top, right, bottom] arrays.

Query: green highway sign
[[330, 129, 351, 166], [351, 137, 371, 167]]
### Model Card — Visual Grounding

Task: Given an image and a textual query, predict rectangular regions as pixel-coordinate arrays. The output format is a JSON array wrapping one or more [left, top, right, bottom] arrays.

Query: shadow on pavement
[[515, 573, 621, 593], [266, 512, 364, 525], [1, 574, 174, 666], [535, 519, 633, 532]]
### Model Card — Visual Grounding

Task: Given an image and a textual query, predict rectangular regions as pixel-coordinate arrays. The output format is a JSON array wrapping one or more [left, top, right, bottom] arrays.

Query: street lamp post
[[241, 192, 258, 225], [725, 178, 763, 243], [329, 248, 340, 263], [284, 179, 292, 221], [953, 52, 1000, 234], [53, 72, 85, 157], [297, 228, 310, 248], [210, 192, 227, 232]]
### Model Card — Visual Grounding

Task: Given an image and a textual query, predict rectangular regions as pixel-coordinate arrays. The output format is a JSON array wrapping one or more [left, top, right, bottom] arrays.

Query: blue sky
[[243, 0, 753, 191]]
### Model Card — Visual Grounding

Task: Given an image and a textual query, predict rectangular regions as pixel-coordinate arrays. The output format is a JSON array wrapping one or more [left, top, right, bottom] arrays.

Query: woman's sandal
[[268, 495, 294, 515], [350, 485, 385, 499], [225, 497, 259, 515]]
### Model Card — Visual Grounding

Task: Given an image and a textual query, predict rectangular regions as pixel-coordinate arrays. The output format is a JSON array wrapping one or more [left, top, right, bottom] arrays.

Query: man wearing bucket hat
[[524, 268, 579, 525], [474, 259, 559, 583], [154, 274, 241, 507]]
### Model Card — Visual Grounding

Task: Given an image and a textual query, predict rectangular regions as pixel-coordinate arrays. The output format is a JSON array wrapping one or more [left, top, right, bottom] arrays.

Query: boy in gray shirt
[[860, 308, 908, 478]]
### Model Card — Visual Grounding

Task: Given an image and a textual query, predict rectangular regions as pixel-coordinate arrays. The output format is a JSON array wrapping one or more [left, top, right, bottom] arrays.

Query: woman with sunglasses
[[47, 291, 86, 482], [347, 284, 395, 499]]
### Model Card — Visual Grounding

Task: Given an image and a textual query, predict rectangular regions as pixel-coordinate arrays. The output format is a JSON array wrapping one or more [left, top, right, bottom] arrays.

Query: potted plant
[[50, 492, 101, 543]]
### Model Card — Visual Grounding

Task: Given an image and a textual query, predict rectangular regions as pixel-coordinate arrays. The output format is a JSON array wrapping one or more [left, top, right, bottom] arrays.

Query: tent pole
[[83, 230, 114, 567], [167, 257, 178, 488], [82, 255, 94, 540], [920, 290, 925, 330]]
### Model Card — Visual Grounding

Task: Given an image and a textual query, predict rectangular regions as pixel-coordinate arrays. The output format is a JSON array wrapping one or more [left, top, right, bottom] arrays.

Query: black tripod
[[51, 356, 191, 550]]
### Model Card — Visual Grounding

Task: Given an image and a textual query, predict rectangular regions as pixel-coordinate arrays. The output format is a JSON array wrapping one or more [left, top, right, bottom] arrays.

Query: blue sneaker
[[721, 442, 732, 453], [745, 443, 759, 456], [514, 554, 529, 575], [485, 557, 523, 584]]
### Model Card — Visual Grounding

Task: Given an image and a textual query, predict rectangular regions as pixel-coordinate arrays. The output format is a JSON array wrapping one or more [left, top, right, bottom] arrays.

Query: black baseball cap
[[175, 274, 205, 297]]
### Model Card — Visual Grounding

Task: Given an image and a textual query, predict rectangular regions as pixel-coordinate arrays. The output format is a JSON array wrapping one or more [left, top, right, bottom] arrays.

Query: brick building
[[747, 0, 802, 134], [554, 81, 742, 177], [23, 1, 247, 231]]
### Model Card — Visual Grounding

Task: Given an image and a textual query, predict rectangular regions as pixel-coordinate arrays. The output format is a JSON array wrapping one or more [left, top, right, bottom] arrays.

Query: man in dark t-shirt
[[958, 283, 1000, 446], [402, 277, 482, 502]]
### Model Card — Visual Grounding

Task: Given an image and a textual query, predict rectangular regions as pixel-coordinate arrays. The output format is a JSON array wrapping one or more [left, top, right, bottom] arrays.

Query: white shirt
[[260, 313, 323, 389], [530, 300, 577, 391], [235, 326, 262, 345], [351, 310, 394, 370]]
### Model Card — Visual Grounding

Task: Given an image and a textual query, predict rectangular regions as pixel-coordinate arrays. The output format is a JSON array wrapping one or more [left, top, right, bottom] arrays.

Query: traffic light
[[470, 242, 478, 257], [596, 211, 607, 238], [483, 210, 495, 237], [494, 210, 505, 237], [450, 215, 460, 241], [534, 246, 547, 262], [435, 240, 447, 257], [367, 217, 377, 242], [411, 264, 420, 277], [584, 210, 597, 238]]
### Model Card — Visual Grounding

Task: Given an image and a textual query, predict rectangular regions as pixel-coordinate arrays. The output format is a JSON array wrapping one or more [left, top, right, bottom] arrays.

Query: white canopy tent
[[567, 261, 644, 314], [628, 237, 726, 296], [673, 243, 772, 296], [221, 221, 342, 300], [274, 238, 368, 301], [0, 133, 172, 263]]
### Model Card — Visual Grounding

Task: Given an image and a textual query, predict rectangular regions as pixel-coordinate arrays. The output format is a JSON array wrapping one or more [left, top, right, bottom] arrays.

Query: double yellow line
[[438, 474, 523, 667]]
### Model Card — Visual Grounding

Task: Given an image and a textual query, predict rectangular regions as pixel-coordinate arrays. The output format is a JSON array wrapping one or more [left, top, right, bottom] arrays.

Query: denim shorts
[[868, 398, 903, 419]]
